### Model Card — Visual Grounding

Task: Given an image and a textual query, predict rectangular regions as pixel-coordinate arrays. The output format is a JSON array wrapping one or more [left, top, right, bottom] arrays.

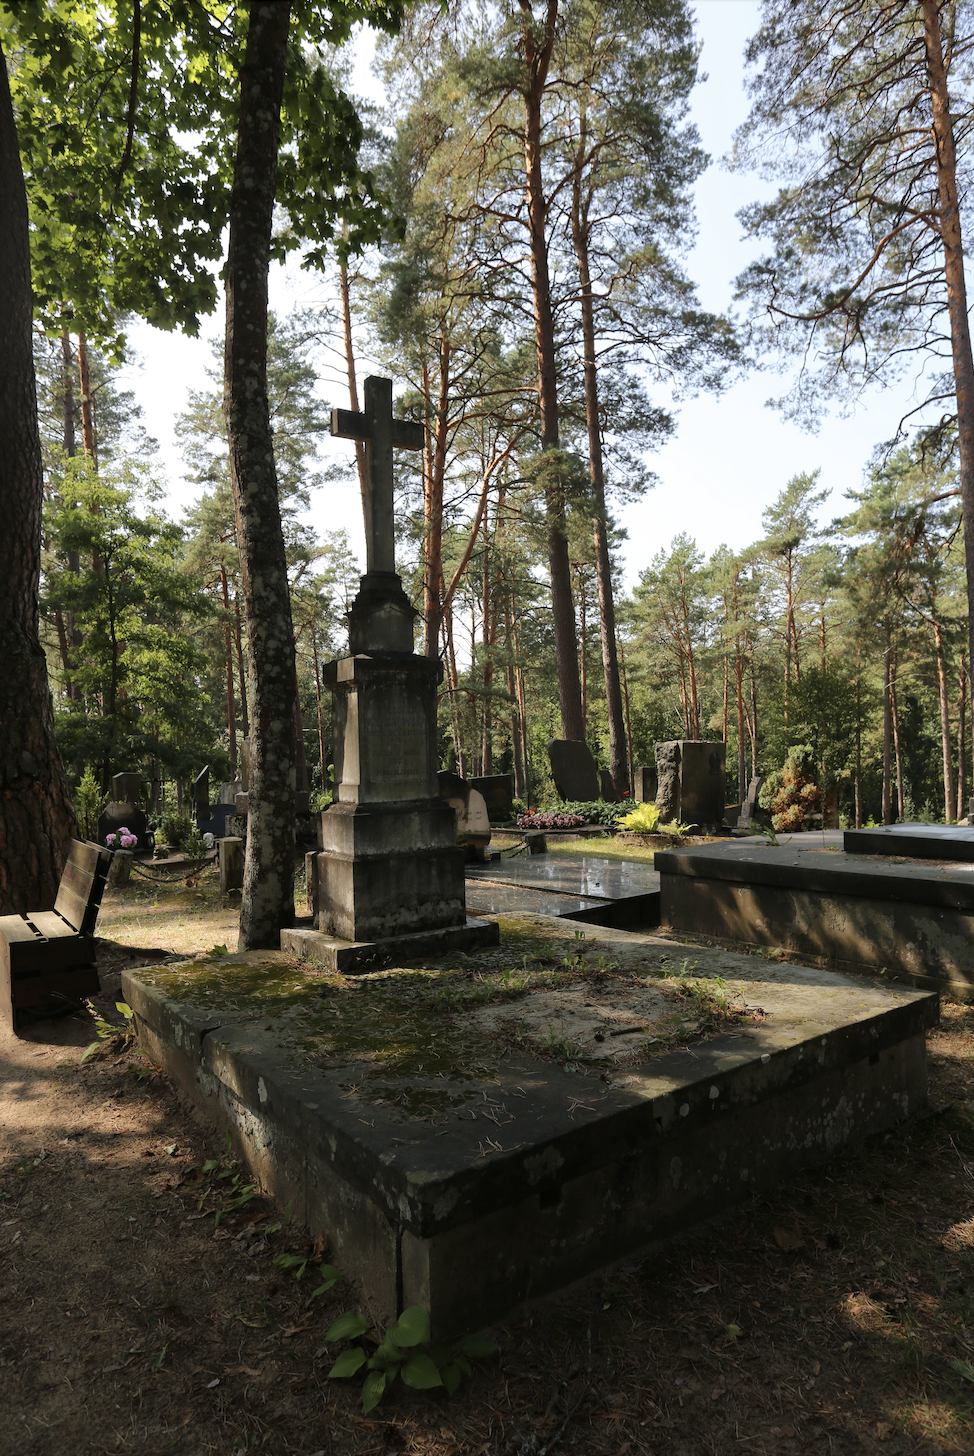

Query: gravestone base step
[[280, 916, 498, 973]]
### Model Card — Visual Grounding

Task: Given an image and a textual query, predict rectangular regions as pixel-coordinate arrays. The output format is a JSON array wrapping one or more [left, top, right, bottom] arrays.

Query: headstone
[[219, 837, 245, 893], [737, 775, 766, 829], [235, 792, 250, 816], [548, 739, 600, 802], [654, 740, 725, 830], [299, 375, 493, 957], [633, 765, 658, 805], [220, 781, 244, 806], [193, 766, 211, 823], [599, 768, 620, 802], [197, 803, 236, 839], [112, 772, 141, 804], [469, 774, 515, 822], [438, 771, 491, 861], [239, 738, 251, 793], [97, 802, 151, 853]]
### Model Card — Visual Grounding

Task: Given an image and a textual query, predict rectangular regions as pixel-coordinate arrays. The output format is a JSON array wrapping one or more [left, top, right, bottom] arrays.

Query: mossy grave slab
[[122, 914, 937, 1339]]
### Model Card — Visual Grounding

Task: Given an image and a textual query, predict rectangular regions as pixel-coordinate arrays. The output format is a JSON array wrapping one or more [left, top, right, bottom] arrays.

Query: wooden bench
[[0, 839, 113, 1029]]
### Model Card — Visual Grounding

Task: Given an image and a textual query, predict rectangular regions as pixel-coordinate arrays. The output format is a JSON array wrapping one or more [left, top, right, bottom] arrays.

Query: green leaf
[[401, 1353, 443, 1389], [440, 1361, 462, 1395], [311, 1265, 342, 1298], [362, 1370, 387, 1413], [460, 1335, 498, 1359], [328, 1347, 366, 1379], [115, 1001, 134, 1019], [454, 1354, 472, 1377], [325, 1312, 369, 1342], [389, 1306, 430, 1347]]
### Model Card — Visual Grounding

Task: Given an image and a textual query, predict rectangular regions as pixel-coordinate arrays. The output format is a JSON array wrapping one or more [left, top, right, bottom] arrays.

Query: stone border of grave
[[122, 940, 936, 1341]]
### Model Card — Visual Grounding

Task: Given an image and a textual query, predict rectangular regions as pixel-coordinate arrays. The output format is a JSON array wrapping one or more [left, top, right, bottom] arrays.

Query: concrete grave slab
[[466, 854, 661, 929], [123, 919, 937, 1341], [658, 839, 974, 998], [845, 823, 974, 861]]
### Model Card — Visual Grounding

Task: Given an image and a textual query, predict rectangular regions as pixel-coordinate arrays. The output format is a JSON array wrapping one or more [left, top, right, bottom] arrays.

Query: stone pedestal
[[298, 575, 498, 968]]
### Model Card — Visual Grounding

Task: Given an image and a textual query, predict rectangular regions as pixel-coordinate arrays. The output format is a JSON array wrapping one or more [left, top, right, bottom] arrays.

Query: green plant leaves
[[389, 1306, 430, 1348], [311, 1265, 341, 1298], [328, 1347, 366, 1379], [325, 1312, 369, 1342], [401, 1353, 443, 1389], [361, 1370, 388, 1413]]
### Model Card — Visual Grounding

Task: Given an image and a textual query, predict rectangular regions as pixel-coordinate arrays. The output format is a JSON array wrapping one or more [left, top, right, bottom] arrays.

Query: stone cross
[[331, 376, 424, 576]]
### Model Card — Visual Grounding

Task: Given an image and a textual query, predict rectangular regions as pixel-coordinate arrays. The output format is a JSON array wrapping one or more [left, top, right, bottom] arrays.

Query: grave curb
[[122, 957, 938, 1338]]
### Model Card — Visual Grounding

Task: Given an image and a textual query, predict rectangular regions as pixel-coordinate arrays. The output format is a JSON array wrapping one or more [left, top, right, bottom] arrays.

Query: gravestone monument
[[737, 774, 766, 830], [438, 771, 492, 861], [112, 772, 141, 804], [633, 765, 658, 805], [548, 739, 600, 802], [98, 802, 151, 853], [469, 774, 515, 823], [655, 740, 725, 830], [288, 377, 498, 966]]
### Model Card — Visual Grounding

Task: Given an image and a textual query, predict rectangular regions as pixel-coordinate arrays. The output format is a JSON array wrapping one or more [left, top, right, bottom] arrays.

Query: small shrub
[[74, 766, 109, 842], [158, 811, 193, 848], [516, 810, 586, 829], [617, 802, 661, 833], [759, 746, 822, 833]]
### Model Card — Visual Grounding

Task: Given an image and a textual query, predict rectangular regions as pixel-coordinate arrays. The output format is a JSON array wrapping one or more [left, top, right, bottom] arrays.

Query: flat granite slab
[[466, 854, 661, 929], [122, 915, 937, 1338], [845, 823, 974, 861], [657, 841, 974, 997]]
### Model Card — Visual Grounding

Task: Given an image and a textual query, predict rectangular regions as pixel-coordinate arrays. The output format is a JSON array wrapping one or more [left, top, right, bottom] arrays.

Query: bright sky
[[120, 0, 924, 587]]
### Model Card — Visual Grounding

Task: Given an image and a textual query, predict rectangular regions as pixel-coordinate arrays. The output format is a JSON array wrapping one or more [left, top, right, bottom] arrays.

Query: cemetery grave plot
[[464, 851, 661, 928], [658, 836, 974, 1000], [122, 914, 936, 1341]]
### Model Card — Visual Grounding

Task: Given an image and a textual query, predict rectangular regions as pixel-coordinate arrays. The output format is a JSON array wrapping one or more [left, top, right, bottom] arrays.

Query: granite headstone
[[655, 740, 725, 829], [633, 765, 658, 805], [97, 802, 151, 853], [112, 772, 141, 805], [469, 774, 515, 822], [548, 739, 600, 802]]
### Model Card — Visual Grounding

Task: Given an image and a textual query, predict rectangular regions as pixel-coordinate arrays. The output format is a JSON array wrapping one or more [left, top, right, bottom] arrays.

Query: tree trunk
[[520, 0, 584, 741], [959, 650, 967, 818], [310, 629, 327, 799], [922, 0, 974, 752], [0, 40, 76, 913], [504, 594, 526, 798], [223, 0, 296, 949], [569, 135, 628, 786], [77, 330, 96, 465], [891, 650, 904, 821], [736, 636, 747, 802], [619, 638, 634, 797], [339, 255, 368, 510], [578, 569, 587, 734], [882, 625, 892, 824], [934, 619, 955, 820], [425, 339, 449, 658], [220, 560, 237, 776], [234, 592, 249, 737]]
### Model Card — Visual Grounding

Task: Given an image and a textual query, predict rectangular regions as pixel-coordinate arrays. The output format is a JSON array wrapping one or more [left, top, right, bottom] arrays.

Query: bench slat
[[65, 840, 106, 878], [29, 911, 85, 940], [0, 916, 41, 945], [53, 885, 90, 932]]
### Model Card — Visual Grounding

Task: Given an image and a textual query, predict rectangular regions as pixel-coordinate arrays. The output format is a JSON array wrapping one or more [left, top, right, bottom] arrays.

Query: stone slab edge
[[279, 915, 498, 971], [657, 844, 974, 911]]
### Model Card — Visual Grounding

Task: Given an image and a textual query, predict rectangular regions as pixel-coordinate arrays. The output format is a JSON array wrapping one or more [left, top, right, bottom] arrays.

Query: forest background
[[19, 0, 974, 834]]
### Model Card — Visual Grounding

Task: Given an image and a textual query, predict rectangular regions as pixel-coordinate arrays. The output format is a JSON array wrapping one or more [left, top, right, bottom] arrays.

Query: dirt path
[[2, 882, 974, 1455]]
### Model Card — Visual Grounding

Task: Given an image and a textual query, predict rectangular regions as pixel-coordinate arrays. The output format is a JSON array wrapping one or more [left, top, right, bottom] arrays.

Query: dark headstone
[[654, 741, 725, 829], [197, 803, 236, 839], [738, 775, 766, 829], [193, 766, 211, 822], [599, 768, 621, 802], [112, 772, 141, 804], [437, 770, 467, 801], [469, 774, 515, 821], [548, 739, 599, 802], [219, 837, 244, 893], [97, 802, 151, 853], [633, 766, 658, 805]]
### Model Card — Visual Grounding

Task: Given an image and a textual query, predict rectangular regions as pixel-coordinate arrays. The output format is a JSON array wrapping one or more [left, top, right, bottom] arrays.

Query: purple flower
[[106, 833, 117, 847]]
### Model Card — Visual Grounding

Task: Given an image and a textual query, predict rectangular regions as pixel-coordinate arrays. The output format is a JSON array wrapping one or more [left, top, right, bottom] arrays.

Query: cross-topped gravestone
[[332, 375, 423, 570]]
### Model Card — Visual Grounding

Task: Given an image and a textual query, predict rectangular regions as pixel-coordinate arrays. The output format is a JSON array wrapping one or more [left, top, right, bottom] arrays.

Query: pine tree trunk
[[234, 593, 249, 737], [882, 625, 892, 824], [220, 560, 237, 776], [425, 340, 449, 658], [223, 0, 296, 949], [0, 41, 76, 913], [922, 0, 974, 751], [520, 1, 583, 741], [569, 134, 627, 785], [891, 651, 904, 821], [959, 650, 967, 818], [934, 619, 955, 820]]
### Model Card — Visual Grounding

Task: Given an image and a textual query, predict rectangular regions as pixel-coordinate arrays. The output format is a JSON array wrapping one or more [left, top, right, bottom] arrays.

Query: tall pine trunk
[[0, 39, 76, 913], [224, 0, 296, 949], [934, 619, 955, 820], [923, 0, 974, 750], [569, 124, 628, 786], [520, 1, 583, 741]]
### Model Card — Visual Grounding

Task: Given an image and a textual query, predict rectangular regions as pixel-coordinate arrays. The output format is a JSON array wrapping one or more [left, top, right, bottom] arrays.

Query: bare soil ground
[[2, 869, 974, 1455]]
